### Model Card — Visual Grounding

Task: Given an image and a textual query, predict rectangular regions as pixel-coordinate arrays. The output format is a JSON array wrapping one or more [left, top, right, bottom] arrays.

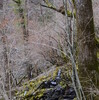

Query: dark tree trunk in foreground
[[75, 0, 99, 99]]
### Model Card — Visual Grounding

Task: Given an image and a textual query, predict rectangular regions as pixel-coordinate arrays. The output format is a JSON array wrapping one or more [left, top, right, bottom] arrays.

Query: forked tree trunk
[[75, 0, 99, 99]]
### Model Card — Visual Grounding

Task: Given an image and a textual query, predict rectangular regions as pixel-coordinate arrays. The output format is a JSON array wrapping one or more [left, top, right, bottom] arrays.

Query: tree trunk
[[75, 0, 99, 99]]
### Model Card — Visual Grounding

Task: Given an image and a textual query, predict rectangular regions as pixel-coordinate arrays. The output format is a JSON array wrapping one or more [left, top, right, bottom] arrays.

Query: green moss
[[34, 89, 46, 99], [59, 81, 66, 88], [16, 67, 73, 99], [97, 52, 99, 59], [16, 67, 61, 99], [96, 36, 99, 42], [67, 10, 76, 18], [44, 0, 55, 8]]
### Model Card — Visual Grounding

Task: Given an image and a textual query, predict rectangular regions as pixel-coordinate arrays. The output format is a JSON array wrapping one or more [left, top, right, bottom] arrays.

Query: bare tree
[[12, 0, 32, 80], [0, 0, 11, 99]]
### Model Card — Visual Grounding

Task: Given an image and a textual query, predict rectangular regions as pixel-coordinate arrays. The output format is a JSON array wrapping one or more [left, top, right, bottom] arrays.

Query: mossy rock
[[15, 67, 66, 99]]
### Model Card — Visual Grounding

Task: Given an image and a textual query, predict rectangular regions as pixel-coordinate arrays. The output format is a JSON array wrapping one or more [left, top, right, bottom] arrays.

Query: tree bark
[[75, 0, 98, 70], [75, 0, 99, 99]]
